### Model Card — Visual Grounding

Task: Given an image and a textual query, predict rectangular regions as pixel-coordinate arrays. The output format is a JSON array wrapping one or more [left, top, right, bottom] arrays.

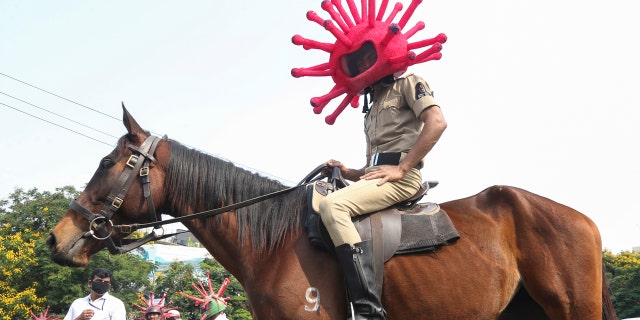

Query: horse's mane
[[164, 140, 307, 254]]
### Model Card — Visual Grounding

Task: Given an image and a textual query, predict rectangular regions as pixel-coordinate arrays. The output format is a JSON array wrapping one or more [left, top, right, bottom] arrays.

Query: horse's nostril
[[45, 234, 56, 249]]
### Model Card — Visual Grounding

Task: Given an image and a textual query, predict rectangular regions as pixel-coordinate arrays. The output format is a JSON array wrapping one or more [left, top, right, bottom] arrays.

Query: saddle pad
[[396, 209, 460, 254]]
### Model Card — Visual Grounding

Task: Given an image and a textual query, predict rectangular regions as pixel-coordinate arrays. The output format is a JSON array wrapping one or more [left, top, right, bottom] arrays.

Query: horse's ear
[[121, 102, 145, 138]]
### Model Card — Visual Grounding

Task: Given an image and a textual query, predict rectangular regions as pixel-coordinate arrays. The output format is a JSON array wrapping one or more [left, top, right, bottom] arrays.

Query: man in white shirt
[[63, 268, 127, 320]]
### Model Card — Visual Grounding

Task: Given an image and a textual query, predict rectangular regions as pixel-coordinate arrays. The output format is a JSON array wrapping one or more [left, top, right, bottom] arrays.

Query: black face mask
[[91, 281, 110, 294]]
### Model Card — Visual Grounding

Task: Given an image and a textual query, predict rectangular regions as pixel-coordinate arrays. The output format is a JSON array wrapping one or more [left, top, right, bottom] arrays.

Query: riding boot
[[335, 240, 386, 320]]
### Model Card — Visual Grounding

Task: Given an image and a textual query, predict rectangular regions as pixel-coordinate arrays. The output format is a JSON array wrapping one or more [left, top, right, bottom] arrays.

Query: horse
[[47, 106, 618, 320]]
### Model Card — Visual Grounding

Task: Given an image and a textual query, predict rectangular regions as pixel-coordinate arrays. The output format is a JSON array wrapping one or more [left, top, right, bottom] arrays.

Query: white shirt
[[63, 292, 127, 320]]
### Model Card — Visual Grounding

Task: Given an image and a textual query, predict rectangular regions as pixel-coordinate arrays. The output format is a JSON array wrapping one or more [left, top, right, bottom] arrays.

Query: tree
[[0, 225, 46, 320], [603, 250, 640, 318], [0, 186, 79, 232], [1, 187, 155, 318]]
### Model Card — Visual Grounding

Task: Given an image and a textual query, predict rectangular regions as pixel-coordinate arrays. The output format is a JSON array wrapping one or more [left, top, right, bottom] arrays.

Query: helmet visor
[[341, 41, 378, 78]]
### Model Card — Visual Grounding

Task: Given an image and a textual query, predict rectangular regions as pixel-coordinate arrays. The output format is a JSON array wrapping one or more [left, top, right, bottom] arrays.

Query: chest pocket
[[377, 95, 404, 127]]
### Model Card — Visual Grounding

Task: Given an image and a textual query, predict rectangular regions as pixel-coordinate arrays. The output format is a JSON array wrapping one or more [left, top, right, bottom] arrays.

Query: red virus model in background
[[133, 292, 179, 320], [292, 0, 446, 124], [179, 270, 231, 320], [29, 306, 60, 320]]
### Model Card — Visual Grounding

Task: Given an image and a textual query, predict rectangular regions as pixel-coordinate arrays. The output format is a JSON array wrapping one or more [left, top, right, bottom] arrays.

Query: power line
[[0, 91, 120, 139], [0, 102, 114, 147], [0, 72, 120, 121]]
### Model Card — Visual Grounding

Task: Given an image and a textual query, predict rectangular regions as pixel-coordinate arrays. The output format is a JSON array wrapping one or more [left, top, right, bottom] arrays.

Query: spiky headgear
[[292, 0, 446, 124], [133, 292, 179, 320], [29, 306, 60, 320], [179, 270, 231, 320]]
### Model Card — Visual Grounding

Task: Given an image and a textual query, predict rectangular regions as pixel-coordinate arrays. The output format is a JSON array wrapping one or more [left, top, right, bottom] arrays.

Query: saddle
[[304, 180, 460, 261], [300, 165, 460, 298]]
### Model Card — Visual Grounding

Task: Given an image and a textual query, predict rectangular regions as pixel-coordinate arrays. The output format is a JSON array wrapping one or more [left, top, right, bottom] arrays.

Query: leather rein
[[70, 135, 316, 254]]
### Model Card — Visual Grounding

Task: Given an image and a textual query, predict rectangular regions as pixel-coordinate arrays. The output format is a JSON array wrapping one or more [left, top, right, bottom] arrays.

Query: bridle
[[70, 135, 165, 254], [69, 134, 315, 254]]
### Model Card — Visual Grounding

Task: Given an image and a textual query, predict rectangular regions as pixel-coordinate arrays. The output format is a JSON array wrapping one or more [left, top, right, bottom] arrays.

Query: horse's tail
[[601, 263, 618, 320]]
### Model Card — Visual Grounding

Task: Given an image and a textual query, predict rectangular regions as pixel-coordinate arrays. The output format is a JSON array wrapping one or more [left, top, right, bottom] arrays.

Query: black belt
[[370, 152, 423, 170]]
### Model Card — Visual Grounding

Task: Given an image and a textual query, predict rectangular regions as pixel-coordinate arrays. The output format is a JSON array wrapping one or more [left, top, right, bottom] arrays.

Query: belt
[[370, 152, 423, 170]]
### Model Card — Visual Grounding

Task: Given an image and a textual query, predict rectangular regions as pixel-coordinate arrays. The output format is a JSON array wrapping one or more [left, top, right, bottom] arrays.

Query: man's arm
[[112, 299, 127, 319], [325, 158, 369, 182], [398, 105, 447, 173], [361, 105, 447, 185]]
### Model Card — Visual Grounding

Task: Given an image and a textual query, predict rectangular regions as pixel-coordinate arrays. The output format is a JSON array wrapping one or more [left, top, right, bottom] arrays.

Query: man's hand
[[76, 309, 94, 320], [361, 165, 405, 186]]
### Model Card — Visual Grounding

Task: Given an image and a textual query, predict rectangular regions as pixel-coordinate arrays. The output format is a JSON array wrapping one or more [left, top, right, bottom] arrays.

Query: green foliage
[[149, 261, 200, 320], [0, 225, 46, 320], [0, 186, 252, 319], [0, 187, 156, 318], [603, 250, 640, 318], [0, 186, 79, 232]]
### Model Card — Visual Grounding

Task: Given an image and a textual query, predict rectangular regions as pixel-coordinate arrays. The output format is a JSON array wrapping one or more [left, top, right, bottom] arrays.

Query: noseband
[[70, 135, 166, 254]]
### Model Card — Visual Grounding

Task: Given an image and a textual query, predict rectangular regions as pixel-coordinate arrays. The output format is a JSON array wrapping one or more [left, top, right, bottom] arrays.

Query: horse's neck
[[179, 214, 245, 274]]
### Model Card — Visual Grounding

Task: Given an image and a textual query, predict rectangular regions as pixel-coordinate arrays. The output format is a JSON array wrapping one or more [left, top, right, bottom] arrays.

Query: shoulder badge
[[415, 82, 431, 100]]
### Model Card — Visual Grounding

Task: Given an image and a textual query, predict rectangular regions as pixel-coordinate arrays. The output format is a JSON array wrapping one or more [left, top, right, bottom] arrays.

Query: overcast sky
[[1, 0, 638, 252]]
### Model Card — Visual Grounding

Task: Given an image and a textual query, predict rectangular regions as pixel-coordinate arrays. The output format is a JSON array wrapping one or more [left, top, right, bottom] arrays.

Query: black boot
[[335, 241, 386, 320]]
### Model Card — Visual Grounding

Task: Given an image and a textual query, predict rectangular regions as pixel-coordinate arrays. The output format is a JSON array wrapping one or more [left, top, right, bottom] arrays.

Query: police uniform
[[319, 73, 438, 246]]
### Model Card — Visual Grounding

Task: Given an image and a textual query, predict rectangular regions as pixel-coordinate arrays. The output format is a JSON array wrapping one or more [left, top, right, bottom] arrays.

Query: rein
[[71, 134, 312, 254], [127, 185, 301, 230]]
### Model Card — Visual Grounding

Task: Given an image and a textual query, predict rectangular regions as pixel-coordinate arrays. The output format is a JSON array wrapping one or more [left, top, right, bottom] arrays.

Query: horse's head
[[47, 105, 169, 266]]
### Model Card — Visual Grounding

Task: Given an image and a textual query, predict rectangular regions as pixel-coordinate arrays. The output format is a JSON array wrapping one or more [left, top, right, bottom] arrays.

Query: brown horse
[[47, 107, 617, 320]]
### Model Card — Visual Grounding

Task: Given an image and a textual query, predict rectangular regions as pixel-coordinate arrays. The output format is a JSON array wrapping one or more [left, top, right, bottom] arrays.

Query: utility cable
[[0, 72, 120, 121], [0, 102, 114, 147], [0, 91, 120, 139]]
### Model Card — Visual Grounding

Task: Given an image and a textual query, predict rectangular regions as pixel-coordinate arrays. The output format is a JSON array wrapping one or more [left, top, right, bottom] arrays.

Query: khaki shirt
[[364, 73, 438, 157]]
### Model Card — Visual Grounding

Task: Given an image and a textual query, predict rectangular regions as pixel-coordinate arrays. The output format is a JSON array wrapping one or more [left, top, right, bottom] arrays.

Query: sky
[[1, 0, 638, 253]]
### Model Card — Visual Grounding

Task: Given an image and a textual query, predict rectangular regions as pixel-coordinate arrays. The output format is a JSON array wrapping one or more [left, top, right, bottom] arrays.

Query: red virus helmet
[[133, 292, 179, 320], [145, 306, 163, 316], [29, 306, 60, 320], [179, 270, 231, 320], [292, 0, 446, 124]]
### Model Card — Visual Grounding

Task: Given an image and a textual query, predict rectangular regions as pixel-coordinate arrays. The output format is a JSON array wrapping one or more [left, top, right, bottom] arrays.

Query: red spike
[[331, 0, 355, 28], [380, 23, 401, 47], [307, 11, 352, 47], [292, 35, 334, 52], [398, 0, 423, 29], [322, 0, 350, 33], [311, 85, 347, 114], [346, 0, 361, 24], [367, 0, 376, 26], [407, 33, 447, 50], [291, 65, 332, 78], [404, 21, 425, 39], [376, 0, 389, 21], [361, 0, 368, 24], [325, 94, 356, 125], [206, 270, 215, 297], [350, 95, 360, 107], [385, 2, 403, 23], [216, 278, 231, 297], [411, 51, 442, 65], [412, 42, 442, 63]]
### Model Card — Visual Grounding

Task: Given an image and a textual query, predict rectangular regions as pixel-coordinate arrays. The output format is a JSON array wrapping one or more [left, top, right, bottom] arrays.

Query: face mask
[[91, 281, 110, 294]]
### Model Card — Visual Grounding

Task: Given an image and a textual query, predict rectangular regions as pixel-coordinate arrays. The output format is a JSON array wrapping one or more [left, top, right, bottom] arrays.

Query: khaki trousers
[[318, 166, 422, 247]]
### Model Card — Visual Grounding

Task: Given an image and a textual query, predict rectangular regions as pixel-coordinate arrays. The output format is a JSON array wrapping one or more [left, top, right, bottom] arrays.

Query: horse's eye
[[100, 158, 115, 169]]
